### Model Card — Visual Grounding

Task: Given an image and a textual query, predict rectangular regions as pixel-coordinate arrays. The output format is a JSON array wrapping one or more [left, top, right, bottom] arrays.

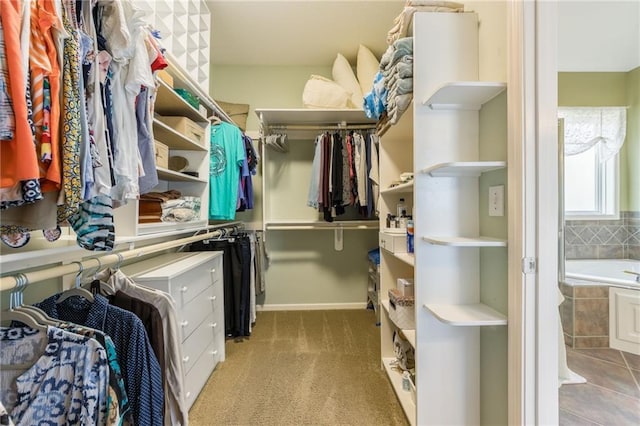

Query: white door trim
[[507, 1, 559, 424]]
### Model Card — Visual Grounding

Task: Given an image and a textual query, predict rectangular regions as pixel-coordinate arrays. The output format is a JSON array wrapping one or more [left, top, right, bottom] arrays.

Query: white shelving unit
[[377, 13, 509, 425], [423, 303, 507, 326], [114, 58, 213, 237]]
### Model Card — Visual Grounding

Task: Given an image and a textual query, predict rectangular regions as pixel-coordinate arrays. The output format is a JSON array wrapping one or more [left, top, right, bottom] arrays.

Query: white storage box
[[397, 278, 414, 297], [379, 231, 407, 254], [388, 288, 415, 330]]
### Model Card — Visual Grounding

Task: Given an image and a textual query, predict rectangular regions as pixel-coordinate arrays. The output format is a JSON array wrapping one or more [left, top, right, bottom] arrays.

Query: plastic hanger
[[56, 261, 96, 304], [209, 114, 222, 125], [85, 257, 116, 297], [2, 275, 47, 331]]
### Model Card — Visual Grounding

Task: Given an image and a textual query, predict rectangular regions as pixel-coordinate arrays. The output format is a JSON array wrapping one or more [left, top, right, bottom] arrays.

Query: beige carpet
[[188, 309, 409, 426]]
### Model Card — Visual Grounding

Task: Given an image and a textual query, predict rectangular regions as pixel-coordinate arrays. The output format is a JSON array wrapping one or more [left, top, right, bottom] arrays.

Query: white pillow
[[302, 75, 352, 109], [332, 53, 363, 109], [357, 44, 380, 95]]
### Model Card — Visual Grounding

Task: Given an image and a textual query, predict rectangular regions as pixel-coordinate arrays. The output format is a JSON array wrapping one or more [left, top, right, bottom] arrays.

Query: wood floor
[[560, 346, 640, 425]]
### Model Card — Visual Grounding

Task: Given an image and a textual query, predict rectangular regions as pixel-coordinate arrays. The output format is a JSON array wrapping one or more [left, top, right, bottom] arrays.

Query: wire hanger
[[2, 274, 47, 331], [56, 261, 96, 304]]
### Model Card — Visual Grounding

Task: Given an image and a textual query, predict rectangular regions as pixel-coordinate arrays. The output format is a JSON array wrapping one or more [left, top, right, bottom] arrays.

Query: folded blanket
[[380, 38, 414, 71], [387, 2, 464, 45]]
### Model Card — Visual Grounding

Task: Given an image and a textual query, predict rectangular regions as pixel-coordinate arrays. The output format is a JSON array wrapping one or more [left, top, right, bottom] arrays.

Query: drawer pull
[[180, 286, 188, 293], [211, 350, 218, 356], [180, 320, 189, 327], [182, 356, 190, 363]]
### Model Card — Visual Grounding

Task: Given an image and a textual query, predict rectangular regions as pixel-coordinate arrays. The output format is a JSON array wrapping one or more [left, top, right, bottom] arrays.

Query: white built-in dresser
[[122, 251, 225, 409]]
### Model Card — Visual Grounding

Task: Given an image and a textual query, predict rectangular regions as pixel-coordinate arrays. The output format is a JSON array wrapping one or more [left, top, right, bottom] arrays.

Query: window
[[564, 144, 618, 219], [559, 107, 626, 220]]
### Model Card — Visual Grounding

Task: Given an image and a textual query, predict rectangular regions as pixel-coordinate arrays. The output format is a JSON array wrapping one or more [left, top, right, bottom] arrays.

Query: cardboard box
[[397, 278, 414, 297], [154, 141, 169, 169], [157, 115, 205, 145], [388, 288, 415, 330]]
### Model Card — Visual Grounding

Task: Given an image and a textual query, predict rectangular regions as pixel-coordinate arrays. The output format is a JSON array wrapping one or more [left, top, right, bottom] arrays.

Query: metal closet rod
[[0, 222, 243, 292], [265, 124, 376, 131]]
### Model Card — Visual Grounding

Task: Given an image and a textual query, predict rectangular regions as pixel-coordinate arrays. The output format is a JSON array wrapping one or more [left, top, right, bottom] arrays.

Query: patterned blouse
[[0, 326, 108, 425]]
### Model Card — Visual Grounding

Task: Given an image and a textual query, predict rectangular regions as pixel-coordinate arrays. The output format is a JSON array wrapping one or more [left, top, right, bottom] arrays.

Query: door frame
[[507, 1, 559, 424]]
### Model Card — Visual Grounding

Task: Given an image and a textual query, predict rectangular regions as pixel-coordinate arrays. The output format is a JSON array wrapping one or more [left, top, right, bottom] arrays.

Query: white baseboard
[[257, 302, 368, 311]]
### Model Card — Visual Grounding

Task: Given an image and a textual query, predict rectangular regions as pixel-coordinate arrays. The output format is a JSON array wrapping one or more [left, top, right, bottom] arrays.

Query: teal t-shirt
[[209, 122, 246, 220]]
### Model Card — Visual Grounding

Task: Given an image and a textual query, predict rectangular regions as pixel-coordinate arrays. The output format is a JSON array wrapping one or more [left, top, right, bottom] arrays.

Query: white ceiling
[[207, 0, 640, 72], [557, 1, 639, 72]]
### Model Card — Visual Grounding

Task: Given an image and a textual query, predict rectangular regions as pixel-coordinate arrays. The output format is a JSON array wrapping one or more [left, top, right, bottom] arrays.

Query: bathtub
[[565, 259, 640, 288], [562, 259, 640, 355]]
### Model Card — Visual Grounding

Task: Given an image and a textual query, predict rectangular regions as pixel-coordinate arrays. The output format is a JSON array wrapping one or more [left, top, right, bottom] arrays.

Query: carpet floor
[[188, 309, 409, 426]]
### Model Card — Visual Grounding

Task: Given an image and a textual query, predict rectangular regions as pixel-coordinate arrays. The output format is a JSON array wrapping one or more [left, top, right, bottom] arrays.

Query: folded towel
[[387, 2, 464, 45]]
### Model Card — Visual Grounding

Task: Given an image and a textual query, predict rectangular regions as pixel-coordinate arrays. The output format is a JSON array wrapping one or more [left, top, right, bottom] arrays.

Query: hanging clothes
[[306, 129, 378, 222], [94, 267, 189, 426], [35, 294, 164, 426], [209, 121, 246, 220], [0, 326, 109, 425], [189, 233, 253, 339]]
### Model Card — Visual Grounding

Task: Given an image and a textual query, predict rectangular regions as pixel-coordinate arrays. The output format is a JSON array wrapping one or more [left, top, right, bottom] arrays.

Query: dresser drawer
[[181, 312, 218, 375], [125, 252, 223, 309], [178, 285, 216, 341], [184, 342, 222, 409]]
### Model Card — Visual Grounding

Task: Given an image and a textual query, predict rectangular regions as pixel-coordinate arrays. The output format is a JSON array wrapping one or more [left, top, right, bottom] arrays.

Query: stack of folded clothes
[[138, 190, 200, 223]]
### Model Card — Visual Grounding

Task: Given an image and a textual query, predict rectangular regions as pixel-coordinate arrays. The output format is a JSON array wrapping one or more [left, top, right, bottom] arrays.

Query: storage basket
[[388, 288, 415, 330]]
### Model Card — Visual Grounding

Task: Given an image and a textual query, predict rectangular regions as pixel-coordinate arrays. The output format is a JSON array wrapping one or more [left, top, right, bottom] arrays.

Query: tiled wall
[[565, 211, 640, 260], [559, 282, 609, 348]]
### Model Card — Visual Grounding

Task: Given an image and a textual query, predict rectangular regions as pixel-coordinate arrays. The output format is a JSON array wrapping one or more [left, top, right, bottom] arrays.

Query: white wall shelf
[[424, 303, 507, 326], [381, 181, 414, 194], [419, 161, 506, 177], [422, 81, 506, 110], [422, 236, 507, 247], [155, 79, 209, 124], [156, 167, 207, 183], [256, 108, 376, 127], [402, 330, 416, 349]]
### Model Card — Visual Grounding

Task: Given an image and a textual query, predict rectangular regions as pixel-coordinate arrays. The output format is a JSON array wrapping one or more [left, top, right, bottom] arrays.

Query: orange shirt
[[0, 0, 40, 188]]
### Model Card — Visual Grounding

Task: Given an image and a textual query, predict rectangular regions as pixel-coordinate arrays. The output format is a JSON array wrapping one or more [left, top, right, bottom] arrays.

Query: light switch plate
[[489, 185, 504, 217]]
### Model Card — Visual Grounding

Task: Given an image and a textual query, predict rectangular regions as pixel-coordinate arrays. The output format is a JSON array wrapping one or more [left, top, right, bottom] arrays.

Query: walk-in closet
[[3, 1, 638, 425]]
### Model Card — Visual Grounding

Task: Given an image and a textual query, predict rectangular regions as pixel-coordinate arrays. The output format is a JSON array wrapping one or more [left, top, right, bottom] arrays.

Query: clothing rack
[[0, 222, 243, 292], [264, 123, 377, 132]]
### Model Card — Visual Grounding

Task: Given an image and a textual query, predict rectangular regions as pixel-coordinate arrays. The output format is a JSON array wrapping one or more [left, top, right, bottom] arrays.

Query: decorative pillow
[[302, 75, 352, 109], [215, 100, 250, 132], [357, 44, 380, 95], [332, 53, 363, 109]]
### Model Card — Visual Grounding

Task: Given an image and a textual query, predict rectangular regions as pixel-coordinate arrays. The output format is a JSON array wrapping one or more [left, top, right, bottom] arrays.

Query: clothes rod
[[265, 124, 376, 131], [0, 222, 242, 292]]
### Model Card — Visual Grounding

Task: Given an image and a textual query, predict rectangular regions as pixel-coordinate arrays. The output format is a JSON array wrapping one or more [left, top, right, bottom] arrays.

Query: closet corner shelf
[[422, 236, 507, 247], [419, 161, 506, 177], [423, 81, 506, 110], [155, 78, 209, 123], [423, 303, 507, 326], [381, 181, 414, 194], [152, 119, 208, 151], [382, 357, 417, 426], [255, 108, 376, 127], [156, 167, 207, 183], [264, 220, 379, 230]]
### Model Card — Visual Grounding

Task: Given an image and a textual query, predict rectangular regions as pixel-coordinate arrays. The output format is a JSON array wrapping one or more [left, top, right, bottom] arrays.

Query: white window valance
[[558, 107, 627, 161]]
